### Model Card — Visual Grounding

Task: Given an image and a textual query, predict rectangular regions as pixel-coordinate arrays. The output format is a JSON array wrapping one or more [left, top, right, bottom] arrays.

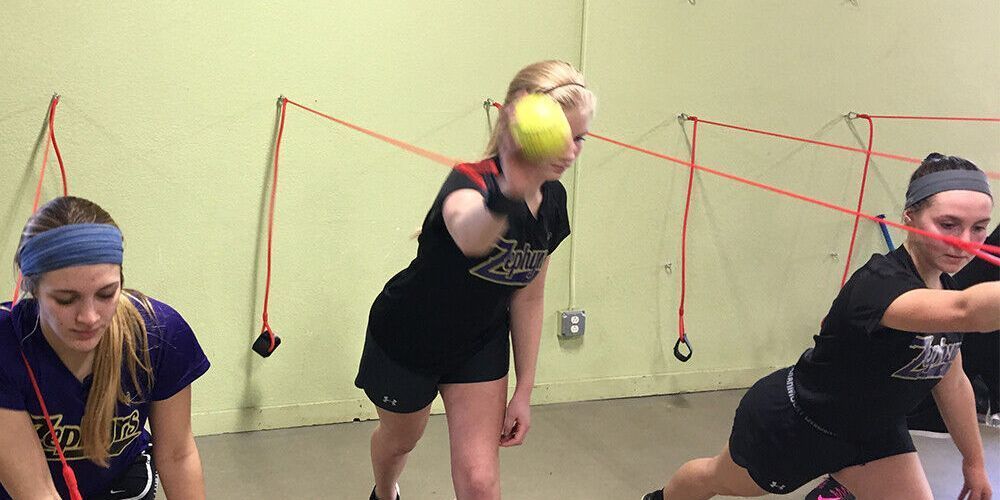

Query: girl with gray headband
[[646, 153, 997, 499]]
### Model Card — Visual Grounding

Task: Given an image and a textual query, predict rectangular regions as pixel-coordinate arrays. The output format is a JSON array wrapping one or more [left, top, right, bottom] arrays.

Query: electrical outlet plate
[[559, 310, 586, 338]]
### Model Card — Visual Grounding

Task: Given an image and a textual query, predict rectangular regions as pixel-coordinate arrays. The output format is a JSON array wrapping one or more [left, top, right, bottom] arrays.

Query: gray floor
[[179, 389, 999, 499]]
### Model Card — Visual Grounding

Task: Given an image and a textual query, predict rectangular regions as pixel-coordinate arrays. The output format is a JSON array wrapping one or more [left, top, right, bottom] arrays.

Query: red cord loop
[[254, 97, 288, 358], [676, 116, 699, 361]]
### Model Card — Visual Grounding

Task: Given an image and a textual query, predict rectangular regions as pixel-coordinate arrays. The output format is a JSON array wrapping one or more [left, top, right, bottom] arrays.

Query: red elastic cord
[[274, 98, 1000, 268], [284, 99, 458, 167], [20, 352, 82, 500], [260, 98, 288, 352], [862, 115, 1000, 122], [12, 96, 62, 305], [583, 131, 1000, 264], [692, 117, 999, 180], [678, 117, 699, 343], [47, 95, 68, 196], [840, 115, 874, 287]]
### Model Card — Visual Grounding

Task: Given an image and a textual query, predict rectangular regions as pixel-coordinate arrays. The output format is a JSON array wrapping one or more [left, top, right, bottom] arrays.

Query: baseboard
[[192, 366, 777, 436]]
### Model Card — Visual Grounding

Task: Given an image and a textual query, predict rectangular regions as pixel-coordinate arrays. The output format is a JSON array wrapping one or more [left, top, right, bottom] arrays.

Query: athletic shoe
[[804, 476, 855, 500], [369, 484, 400, 500], [641, 489, 664, 500], [981, 412, 1000, 428]]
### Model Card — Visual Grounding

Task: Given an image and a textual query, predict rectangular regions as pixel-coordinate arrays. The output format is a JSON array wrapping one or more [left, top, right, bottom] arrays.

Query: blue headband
[[905, 170, 992, 208], [19, 224, 124, 276]]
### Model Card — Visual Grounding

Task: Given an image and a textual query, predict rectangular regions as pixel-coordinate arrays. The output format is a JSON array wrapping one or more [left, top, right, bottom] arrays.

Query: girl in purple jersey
[[644, 154, 998, 500], [0, 196, 210, 499]]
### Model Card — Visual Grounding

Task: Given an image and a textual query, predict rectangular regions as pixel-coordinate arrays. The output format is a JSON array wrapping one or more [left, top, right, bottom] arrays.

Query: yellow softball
[[509, 93, 571, 162]]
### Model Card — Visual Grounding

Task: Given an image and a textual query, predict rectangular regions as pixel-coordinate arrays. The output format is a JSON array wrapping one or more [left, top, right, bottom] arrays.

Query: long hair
[[485, 60, 596, 157], [15, 196, 154, 467]]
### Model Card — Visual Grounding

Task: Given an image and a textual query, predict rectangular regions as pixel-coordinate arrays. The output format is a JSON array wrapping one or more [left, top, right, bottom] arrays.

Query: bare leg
[[439, 377, 508, 500], [832, 452, 932, 500], [370, 405, 432, 500], [661, 444, 767, 500]]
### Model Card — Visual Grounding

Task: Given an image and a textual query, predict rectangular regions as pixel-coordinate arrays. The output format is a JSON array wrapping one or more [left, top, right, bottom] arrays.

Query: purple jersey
[[0, 296, 210, 499]]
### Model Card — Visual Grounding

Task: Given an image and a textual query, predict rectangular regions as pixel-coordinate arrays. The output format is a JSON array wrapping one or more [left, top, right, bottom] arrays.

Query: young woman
[[807, 223, 1000, 500], [645, 153, 997, 500], [354, 60, 595, 500], [0, 196, 210, 499]]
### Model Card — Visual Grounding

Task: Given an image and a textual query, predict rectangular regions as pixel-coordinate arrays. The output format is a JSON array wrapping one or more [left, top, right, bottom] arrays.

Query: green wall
[[2, 1, 997, 435]]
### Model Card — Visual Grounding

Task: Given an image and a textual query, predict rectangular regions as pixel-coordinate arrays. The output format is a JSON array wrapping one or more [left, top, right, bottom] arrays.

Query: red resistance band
[[585, 131, 1000, 261], [12, 95, 69, 305], [252, 97, 288, 358], [861, 114, 1000, 122], [675, 117, 698, 361], [840, 114, 875, 287], [692, 116, 1000, 180], [492, 101, 999, 360], [690, 115, 878, 291], [253, 97, 462, 358], [279, 97, 1000, 367], [11, 95, 80, 499], [20, 352, 83, 500]]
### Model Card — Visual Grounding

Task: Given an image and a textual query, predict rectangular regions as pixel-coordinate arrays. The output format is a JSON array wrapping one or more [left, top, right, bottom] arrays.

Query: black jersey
[[793, 245, 965, 440], [367, 157, 571, 373]]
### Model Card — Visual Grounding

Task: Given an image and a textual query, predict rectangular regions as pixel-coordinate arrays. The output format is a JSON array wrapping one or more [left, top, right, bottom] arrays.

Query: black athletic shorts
[[354, 330, 510, 413], [91, 444, 157, 500], [728, 367, 917, 494]]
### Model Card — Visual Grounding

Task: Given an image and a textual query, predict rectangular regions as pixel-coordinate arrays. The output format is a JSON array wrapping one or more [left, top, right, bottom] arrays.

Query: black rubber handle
[[673, 335, 693, 362]]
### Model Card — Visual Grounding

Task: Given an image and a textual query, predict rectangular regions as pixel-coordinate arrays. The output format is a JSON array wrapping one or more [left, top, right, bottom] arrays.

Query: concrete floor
[[177, 389, 1000, 499]]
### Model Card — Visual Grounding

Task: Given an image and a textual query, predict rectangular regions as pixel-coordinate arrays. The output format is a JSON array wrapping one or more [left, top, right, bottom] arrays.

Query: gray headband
[[905, 170, 992, 208]]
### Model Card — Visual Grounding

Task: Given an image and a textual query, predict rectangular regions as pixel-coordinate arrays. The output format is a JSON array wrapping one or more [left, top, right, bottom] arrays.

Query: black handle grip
[[673, 335, 693, 362], [252, 328, 282, 358]]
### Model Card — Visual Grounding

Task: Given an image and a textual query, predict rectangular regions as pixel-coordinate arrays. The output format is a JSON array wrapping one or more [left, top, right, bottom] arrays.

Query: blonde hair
[[485, 60, 596, 157], [15, 196, 153, 467]]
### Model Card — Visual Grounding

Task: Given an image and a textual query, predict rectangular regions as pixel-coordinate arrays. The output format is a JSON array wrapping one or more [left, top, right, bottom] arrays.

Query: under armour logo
[[770, 481, 786, 491], [382, 396, 398, 407]]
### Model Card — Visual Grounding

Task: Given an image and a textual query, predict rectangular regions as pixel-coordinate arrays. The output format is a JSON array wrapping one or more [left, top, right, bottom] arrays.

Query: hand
[[960, 461, 992, 500], [500, 392, 531, 447]]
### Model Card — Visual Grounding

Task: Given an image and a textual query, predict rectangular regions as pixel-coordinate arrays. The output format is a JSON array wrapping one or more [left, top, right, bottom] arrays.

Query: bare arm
[[932, 352, 992, 498], [882, 282, 1000, 333], [509, 258, 549, 397], [149, 386, 205, 499], [442, 189, 510, 256], [500, 258, 549, 447], [0, 408, 61, 499]]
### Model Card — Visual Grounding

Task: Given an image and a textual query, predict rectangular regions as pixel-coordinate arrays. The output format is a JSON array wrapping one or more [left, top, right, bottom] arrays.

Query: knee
[[373, 423, 423, 455], [454, 463, 499, 498]]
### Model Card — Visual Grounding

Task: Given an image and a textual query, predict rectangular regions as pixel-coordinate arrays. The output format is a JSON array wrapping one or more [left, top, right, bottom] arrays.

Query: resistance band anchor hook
[[678, 113, 691, 122], [673, 334, 693, 362]]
